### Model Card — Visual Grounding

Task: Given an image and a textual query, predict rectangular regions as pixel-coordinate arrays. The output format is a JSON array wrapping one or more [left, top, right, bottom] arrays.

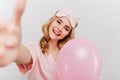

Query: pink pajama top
[[17, 41, 58, 80]]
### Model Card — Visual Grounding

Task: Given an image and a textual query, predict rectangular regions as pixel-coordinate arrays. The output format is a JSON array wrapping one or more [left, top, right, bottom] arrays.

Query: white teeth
[[53, 28, 60, 36]]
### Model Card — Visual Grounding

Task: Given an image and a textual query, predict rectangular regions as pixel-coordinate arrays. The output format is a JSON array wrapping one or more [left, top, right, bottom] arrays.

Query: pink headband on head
[[55, 7, 78, 28]]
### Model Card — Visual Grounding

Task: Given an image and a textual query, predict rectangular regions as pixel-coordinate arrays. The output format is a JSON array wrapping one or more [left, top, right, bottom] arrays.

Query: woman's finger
[[0, 21, 7, 32], [11, 0, 27, 26], [0, 33, 18, 48], [4, 34, 19, 48]]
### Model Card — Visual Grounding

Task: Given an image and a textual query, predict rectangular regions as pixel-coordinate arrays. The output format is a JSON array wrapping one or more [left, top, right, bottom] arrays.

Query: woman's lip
[[53, 28, 61, 36]]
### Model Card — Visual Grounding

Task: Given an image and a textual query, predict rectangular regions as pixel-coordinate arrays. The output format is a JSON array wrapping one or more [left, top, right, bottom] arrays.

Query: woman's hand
[[0, 0, 27, 66]]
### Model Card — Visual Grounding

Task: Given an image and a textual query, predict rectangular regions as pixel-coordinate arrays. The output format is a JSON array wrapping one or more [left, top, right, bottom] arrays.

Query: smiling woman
[[0, 0, 78, 80], [48, 17, 72, 40]]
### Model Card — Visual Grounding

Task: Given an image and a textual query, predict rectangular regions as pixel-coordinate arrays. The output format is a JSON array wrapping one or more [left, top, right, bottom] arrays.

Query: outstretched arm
[[0, 0, 32, 66]]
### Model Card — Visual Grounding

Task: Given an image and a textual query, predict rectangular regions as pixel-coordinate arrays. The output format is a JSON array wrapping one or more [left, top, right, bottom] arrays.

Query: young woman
[[0, 0, 78, 80]]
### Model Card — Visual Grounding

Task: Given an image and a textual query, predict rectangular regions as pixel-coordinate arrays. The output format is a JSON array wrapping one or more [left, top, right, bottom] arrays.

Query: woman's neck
[[48, 39, 58, 50], [48, 39, 59, 61]]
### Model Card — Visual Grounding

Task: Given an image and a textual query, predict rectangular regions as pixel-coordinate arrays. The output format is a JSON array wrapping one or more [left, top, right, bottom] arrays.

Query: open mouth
[[52, 28, 61, 36]]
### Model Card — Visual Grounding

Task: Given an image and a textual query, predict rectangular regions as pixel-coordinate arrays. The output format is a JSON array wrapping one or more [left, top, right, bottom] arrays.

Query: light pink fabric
[[55, 7, 78, 28], [17, 41, 58, 80]]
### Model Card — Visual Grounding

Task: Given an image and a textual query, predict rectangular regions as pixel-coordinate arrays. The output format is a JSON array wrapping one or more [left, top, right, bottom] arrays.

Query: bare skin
[[0, 0, 31, 66]]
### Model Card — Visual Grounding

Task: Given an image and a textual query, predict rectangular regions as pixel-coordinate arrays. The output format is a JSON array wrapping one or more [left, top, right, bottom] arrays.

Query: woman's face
[[49, 17, 72, 40]]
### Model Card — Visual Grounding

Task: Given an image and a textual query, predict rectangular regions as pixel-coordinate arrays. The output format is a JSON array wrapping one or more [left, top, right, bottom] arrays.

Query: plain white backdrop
[[0, 0, 120, 80]]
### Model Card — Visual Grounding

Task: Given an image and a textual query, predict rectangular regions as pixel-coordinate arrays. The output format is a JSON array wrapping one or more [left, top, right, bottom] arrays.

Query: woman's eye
[[57, 20, 61, 24], [65, 27, 69, 31]]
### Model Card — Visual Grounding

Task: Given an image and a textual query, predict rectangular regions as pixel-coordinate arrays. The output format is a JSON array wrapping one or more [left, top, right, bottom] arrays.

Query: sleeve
[[16, 42, 38, 75]]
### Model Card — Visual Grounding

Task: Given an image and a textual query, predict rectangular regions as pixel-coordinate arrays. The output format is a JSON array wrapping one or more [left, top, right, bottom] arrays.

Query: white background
[[0, 0, 120, 80]]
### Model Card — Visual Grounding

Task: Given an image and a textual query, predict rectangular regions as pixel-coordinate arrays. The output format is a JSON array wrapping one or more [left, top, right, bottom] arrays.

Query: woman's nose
[[58, 26, 63, 31]]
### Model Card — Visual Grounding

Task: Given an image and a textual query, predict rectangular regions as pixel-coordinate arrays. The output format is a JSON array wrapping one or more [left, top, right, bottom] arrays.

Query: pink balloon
[[56, 38, 102, 80]]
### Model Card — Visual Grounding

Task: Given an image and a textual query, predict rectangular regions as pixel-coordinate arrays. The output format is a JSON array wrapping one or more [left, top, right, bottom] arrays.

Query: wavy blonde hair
[[40, 15, 78, 54]]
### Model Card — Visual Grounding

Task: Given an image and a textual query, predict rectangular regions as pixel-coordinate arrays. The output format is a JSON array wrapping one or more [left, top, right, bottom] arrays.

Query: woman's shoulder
[[22, 41, 41, 52], [23, 41, 46, 57]]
